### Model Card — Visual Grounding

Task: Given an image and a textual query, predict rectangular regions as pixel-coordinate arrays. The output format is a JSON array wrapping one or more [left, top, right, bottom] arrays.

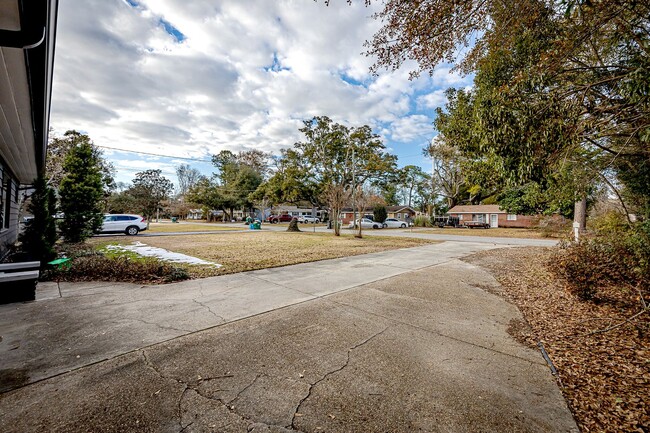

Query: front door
[[490, 214, 498, 228]]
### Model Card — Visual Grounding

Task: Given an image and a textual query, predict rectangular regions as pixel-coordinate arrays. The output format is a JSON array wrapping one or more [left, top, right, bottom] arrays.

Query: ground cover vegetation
[[44, 243, 189, 284], [41, 232, 436, 283], [465, 246, 648, 432]]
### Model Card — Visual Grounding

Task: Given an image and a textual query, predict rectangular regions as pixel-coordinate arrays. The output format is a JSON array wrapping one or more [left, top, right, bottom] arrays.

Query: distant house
[[187, 209, 203, 220], [0, 0, 58, 258], [339, 205, 416, 225], [386, 205, 417, 221], [447, 205, 537, 228], [270, 205, 327, 220]]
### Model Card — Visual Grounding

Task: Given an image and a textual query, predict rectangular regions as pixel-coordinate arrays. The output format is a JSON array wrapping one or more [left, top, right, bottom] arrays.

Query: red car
[[268, 214, 294, 223]]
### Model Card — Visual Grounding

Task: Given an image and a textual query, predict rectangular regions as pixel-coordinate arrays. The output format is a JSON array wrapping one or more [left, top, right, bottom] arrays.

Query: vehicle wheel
[[382, 223, 387, 228], [125, 226, 139, 235], [400, 223, 406, 228], [373, 224, 379, 229]]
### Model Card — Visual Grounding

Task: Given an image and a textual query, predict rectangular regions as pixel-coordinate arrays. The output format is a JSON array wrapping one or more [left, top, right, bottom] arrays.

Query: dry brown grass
[[146, 222, 240, 233], [413, 227, 565, 239], [102, 231, 436, 277]]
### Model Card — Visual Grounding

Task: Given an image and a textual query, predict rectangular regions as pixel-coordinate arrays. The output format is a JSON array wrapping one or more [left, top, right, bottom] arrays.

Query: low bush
[[413, 215, 432, 227], [44, 244, 190, 283], [550, 223, 650, 301], [535, 215, 571, 238]]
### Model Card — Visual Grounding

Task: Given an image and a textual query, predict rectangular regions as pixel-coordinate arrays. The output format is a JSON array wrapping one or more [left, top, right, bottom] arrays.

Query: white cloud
[[389, 115, 436, 143], [51, 0, 464, 180], [417, 89, 448, 110]]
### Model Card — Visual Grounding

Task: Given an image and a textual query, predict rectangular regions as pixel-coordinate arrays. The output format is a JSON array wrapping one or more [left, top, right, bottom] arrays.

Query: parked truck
[[432, 215, 461, 228]]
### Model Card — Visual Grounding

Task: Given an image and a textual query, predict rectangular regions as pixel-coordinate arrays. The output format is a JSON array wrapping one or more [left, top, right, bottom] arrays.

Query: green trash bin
[[252, 220, 261, 230], [171, 217, 178, 223]]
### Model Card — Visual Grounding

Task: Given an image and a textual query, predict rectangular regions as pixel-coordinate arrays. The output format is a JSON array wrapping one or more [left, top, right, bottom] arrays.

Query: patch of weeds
[[44, 243, 191, 284]]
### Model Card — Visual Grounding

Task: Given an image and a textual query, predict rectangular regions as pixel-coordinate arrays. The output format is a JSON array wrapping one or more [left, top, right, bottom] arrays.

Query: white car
[[101, 214, 147, 235], [298, 215, 320, 223], [348, 218, 382, 229], [382, 218, 408, 228]]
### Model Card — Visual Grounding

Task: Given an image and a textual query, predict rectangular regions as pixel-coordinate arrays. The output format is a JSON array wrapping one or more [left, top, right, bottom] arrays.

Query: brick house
[[447, 205, 537, 228], [339, 205, 416, 225]]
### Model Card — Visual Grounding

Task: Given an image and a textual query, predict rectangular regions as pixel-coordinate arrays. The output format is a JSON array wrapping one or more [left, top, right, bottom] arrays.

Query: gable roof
[[386, 205, 416, 212], [448, 205, 505, 214]]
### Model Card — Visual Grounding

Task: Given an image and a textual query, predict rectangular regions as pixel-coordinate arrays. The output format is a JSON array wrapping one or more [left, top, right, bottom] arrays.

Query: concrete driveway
[[0, 241, 577, 432]]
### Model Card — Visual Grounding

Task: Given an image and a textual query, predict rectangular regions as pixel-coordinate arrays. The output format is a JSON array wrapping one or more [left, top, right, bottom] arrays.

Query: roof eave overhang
[[0, 0, 58, 183]]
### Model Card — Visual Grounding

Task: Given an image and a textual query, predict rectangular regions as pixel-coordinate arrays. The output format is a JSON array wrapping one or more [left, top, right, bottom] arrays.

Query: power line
[[96, 145, 213, 163]]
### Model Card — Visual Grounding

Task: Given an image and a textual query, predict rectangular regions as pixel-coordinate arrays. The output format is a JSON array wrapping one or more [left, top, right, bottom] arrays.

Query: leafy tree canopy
[[128, 169, 174, 220], [58, 139, 105, 243], [47, 130, 115, 193]]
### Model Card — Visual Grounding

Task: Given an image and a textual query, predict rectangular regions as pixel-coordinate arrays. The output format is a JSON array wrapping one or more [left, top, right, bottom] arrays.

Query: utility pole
[[351, 148, 356, 229]]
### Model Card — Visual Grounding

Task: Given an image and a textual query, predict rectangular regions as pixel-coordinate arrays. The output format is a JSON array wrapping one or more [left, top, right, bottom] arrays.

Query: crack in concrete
[[141, 350, 262, 431], [131, 317, 192, 333], [140, 351, 192, 432], [192, 298, 226, 323], [329, 298, 543, 366], [228, 373, 262, 405], [289, 326, 389, 430]]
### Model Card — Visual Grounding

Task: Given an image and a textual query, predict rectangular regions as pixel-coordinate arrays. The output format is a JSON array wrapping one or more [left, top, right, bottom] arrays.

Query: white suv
[[298, 215, 320, 223], [101, 214, 147, 235]]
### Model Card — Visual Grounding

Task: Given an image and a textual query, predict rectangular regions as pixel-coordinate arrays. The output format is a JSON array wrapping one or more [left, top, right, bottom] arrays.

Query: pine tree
[[18, 176, 57, 266], [59, 140, 105, 243]]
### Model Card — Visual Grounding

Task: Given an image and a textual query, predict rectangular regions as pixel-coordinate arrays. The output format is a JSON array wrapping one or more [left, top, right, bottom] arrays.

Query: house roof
[[386, 205, 416, 212], [448, 205, 505, 214], [0, 0, 58, 183], [341, 205, 416, 213]]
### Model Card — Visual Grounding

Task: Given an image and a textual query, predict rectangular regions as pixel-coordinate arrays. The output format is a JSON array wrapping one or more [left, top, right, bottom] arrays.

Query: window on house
[[507, 214, 517, 221], [458, 214, 463, 220], [0, 165, 4, 230], [3, 178, 11, 229]]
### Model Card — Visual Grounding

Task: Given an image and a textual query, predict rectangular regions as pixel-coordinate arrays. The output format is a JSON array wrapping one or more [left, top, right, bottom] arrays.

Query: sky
[[50, 0, 473, 189]]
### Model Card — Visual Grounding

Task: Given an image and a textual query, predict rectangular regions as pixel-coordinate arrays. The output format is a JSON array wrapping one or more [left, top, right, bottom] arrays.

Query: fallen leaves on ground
[[464, 247, 649, 433]]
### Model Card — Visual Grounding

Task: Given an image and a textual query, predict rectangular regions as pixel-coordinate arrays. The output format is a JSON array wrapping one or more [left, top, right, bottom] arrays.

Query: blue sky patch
[[264, 53, 290, 72], [159, 18, 186, 43]]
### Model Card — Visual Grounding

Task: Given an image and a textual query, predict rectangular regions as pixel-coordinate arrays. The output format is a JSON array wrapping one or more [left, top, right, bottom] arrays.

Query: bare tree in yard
[[426, 136, 466, 209], [176, 164, 204, 197], [324, 183, 350, 236], [354, 185, 377, 238]]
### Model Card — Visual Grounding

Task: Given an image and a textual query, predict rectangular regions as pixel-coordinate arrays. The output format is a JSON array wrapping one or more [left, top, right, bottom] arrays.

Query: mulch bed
[[463, 247, 649, 433]]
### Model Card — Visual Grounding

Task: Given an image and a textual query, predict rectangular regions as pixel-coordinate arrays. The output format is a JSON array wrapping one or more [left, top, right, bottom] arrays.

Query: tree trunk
[[333, 206, 340, 236], [287, 217, 301, 232], [574, 197, 587, 232]]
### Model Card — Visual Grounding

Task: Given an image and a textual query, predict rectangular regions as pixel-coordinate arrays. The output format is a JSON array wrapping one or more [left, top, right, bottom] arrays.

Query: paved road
[[0, 241, 576, 432], [106, 222, 559, 247]]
